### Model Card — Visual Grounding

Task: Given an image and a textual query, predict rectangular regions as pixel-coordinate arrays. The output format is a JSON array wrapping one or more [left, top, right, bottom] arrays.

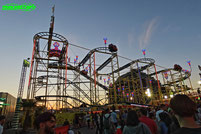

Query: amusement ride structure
[[25, 9, 193, 110]]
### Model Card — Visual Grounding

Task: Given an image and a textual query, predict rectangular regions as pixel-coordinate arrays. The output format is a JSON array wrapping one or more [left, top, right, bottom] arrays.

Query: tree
[[21, 99, 36, 132]]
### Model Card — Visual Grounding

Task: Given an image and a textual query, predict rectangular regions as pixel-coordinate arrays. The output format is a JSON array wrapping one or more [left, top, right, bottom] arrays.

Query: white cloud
[[139, 17, 158, 49], [128, 33, 135, 47]]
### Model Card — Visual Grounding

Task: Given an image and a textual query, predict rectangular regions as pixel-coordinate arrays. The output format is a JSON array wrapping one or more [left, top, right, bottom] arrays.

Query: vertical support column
[[153, 64, 162, 101], [110, 54, 120, 104], [188, 77, 193, 90], [136, 62, 145, 104], [127, 77, 131, 102], [115, 55, 121, 103], [180, 72, 186, 94], [31, 54, 38, 99], [64, 44, 68, 109], [130, 65, 137, 103], [147, 67, 154, 103], [96, 74, 100, 104], [170, 70, 177, 94], [179, 72, 183, 91], [78, 72, 81, 107], [62, 70, 65, 111], [94, 52, 97, 103], [56, 68, 62, 110], [27, 39, 36, 99], [162, 72, 169, 98], [65, 44, 68, 89], [89, 54, 95, 105], [111, 59, 115, 103], [45, 49, 50, 107]]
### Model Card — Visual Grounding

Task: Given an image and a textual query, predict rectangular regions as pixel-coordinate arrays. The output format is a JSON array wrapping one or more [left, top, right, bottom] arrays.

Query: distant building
[[0, 92, 16, 117]]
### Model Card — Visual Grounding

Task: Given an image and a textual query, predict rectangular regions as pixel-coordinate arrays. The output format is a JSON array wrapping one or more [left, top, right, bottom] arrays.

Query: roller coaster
[[26, 10, 193, 110]]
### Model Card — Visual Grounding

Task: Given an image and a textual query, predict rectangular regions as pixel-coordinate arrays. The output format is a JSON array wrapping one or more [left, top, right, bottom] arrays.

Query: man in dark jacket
[[170, 94, 201, 134]]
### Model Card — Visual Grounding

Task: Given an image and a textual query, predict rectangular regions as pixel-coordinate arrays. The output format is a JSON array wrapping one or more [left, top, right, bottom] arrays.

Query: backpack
[[104, 114, 111, 129]]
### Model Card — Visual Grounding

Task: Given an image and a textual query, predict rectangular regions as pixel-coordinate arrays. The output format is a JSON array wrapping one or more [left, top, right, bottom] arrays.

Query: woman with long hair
[[123, 110, 151, 134]]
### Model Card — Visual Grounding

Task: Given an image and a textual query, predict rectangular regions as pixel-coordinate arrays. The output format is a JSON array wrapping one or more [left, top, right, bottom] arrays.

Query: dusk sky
[[0, 0, 201, 98]]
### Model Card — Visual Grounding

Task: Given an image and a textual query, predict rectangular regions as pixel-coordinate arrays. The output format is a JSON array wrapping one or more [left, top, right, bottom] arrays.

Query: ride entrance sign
[[0, 98, 6, 101]]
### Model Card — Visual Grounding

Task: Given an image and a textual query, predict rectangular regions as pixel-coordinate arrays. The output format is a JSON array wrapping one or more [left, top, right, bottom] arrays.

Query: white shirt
[[68, 130, 74, 134], [156, 110, 164, 122], [0, 124, 3, 134], [111, 112, 117, 123]]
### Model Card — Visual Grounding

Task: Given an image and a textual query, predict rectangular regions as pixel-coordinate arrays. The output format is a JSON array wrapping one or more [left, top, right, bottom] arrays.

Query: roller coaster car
[[81, 70, 88, 75], [174, 64, 182, 71], [108, 44, 118, 52]]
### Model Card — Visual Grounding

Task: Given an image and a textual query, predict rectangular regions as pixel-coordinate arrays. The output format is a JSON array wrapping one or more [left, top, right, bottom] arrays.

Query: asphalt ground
[[4, 126, 97, 134]]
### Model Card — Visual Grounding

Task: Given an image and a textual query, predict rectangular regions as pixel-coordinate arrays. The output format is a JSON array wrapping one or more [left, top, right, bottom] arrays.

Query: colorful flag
[[164, 72, 168, 79], [142, 49, 146, 56], [103, 38, 107, 45], [187, 61, 191, 66]]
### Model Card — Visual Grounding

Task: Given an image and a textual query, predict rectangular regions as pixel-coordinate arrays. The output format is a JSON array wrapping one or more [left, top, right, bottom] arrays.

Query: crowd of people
[[31, 94, 201, 134], [1, 94, 201, 134]]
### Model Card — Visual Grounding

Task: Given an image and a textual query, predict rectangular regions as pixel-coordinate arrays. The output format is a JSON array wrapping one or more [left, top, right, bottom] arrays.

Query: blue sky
[[0, 0, 201, 98]]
